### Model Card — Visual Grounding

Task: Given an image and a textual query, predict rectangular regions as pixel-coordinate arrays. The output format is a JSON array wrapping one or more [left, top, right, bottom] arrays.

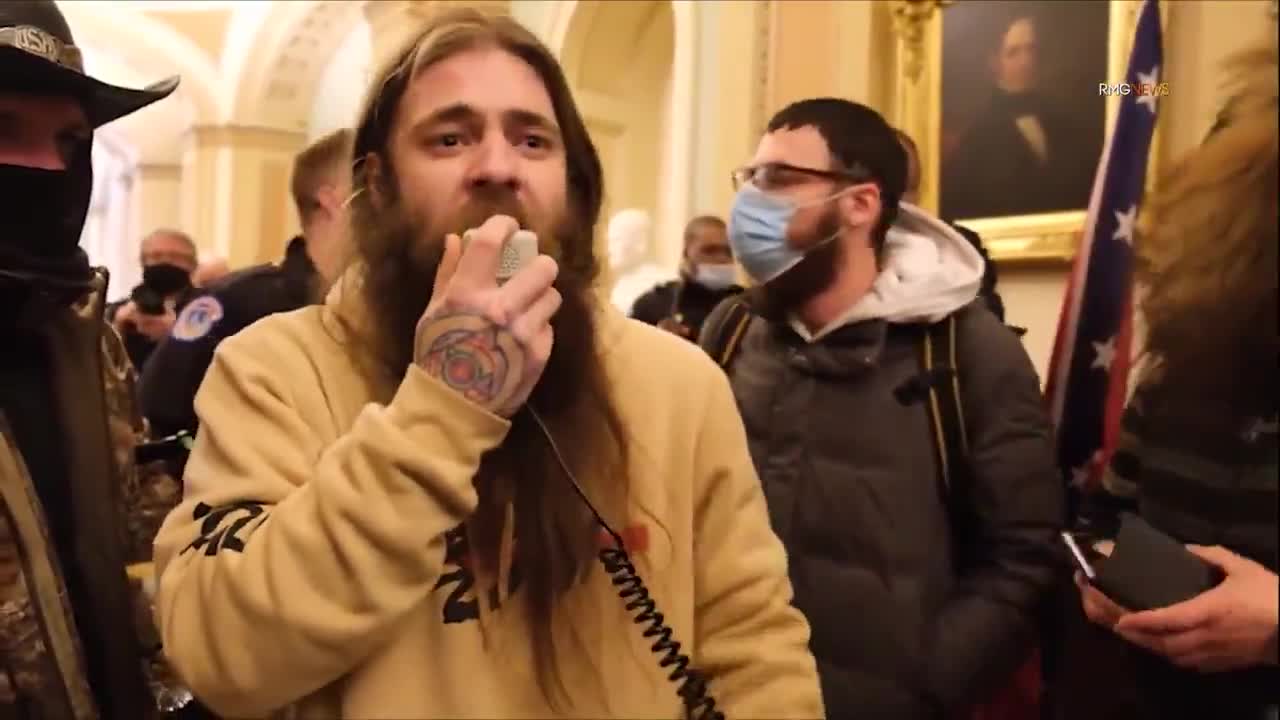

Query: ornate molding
[[405, 0, 510, 21], [890, 0, 952, 83]]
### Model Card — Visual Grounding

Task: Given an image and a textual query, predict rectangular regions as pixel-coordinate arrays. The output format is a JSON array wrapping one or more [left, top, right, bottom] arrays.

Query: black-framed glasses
[[730, 162, 870, 191]]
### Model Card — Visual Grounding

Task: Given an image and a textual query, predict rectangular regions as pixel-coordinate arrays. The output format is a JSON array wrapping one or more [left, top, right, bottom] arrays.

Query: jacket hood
[[792, 203, 984, 341]]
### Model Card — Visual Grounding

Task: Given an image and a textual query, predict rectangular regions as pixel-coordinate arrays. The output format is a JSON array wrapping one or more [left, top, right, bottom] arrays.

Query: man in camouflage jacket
[[1, 1, 187, 717]]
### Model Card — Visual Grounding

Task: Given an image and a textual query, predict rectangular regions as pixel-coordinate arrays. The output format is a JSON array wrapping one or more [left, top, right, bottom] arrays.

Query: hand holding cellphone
[[1065, 515, 1223, 611], [1061, 531, 1100, 580]]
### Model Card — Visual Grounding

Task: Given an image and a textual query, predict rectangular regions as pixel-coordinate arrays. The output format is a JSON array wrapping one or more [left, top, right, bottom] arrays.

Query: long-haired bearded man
[[150, 9, 823, 720]]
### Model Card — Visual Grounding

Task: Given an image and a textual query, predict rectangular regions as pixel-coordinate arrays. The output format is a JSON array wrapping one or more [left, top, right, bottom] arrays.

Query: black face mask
[[142, 262, 192, 296], [0, 147, 94, 288]]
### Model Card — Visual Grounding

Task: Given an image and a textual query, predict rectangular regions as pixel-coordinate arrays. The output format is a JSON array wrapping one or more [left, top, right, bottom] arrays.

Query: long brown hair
[[1135, 38, 1278, 426], [342, 8, 629, 707]]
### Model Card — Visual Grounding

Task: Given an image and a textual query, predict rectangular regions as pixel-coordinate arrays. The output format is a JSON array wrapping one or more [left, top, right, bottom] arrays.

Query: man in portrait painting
[[941, 7, 1104, 221]]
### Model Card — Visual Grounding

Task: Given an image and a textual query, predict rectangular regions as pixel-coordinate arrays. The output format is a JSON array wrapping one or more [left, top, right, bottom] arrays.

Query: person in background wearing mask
[[0, 0, 193, 716], [700, 97, 1064, 718], [150, 10, 821, 719], [629, 214, 743, 340], [140, 128, 355, 440], [109, 228, 199, 371]]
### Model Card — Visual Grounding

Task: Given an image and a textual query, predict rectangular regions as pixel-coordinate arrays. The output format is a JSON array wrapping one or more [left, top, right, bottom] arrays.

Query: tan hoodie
[[151, 280, 823, 719]]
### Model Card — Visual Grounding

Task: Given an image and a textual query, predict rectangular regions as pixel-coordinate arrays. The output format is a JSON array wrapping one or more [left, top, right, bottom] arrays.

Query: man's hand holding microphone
[[414, 215, 559, 418]]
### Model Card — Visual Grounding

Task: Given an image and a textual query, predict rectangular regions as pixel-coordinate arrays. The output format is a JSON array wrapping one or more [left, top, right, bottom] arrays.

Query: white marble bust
[[606, 208, 675, 314]]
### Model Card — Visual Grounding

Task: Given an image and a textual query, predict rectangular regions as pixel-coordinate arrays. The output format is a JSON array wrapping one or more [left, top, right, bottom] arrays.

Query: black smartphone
[[1091, 514, 1223, 611]]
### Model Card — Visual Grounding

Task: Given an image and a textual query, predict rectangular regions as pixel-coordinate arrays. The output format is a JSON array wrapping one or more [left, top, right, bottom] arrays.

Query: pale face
[[749, 126, 850, 249], [606, 210, 652, 270], [140, 232, 197, 272], [994, 18, 1039, 94], [747, 126, 890, 252], [384, 47, 568, 246], [0, 93, 90, 170]]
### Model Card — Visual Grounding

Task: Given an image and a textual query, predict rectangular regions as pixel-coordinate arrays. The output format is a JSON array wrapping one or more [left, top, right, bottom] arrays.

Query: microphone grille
[[497, 230, 538, 281]]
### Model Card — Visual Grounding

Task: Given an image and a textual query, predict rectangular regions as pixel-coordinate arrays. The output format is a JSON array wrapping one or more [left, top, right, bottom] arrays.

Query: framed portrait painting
[[889, 0, 1164, 264]]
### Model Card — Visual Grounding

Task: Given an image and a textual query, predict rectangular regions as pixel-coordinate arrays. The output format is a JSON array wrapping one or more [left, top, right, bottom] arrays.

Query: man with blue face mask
[[630, 214, 743, 340], [700, 97, 1065, 719]]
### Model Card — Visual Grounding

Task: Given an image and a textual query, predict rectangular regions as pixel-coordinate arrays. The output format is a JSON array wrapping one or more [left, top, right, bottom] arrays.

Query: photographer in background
[[109, 228, 198, 370], [140, 128, 354, 439]]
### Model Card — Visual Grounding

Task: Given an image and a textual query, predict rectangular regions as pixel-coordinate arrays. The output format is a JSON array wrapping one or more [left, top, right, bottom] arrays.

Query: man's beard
[[748, 207, 843, 322], [354, 186, 587, 391], [351, 182, 630, 684]]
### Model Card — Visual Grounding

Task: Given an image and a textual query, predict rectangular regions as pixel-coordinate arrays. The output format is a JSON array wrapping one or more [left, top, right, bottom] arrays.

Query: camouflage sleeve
[[99, 323, 196, 717], [100, 323, 182, 565]]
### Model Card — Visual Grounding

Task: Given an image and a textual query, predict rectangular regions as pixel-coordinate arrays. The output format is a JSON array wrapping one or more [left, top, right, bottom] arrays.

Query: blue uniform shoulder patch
[[172, 296, 224, 342]]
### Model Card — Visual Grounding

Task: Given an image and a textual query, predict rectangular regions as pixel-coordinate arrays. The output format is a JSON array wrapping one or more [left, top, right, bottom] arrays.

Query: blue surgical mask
[[728, 184, 846, 284]]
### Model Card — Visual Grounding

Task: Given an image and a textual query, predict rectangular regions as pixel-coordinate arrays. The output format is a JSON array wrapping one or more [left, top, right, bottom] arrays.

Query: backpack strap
[[700, 299, 755, 370], [922, 314, 970, 496]]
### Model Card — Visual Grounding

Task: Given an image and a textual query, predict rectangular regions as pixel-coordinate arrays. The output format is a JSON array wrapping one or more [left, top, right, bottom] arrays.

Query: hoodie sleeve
[[691, 366, 826, 718], [151, 320, 510, 717], [921, 306, 1067, 712]]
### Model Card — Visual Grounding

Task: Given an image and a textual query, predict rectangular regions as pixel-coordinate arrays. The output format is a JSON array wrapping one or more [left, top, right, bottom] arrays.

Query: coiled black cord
[[528, 408, 725, 720]]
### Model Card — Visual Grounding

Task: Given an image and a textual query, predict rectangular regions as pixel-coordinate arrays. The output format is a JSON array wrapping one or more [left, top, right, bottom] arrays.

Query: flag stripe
[[1046, 123, 1117, 426], [1045, 0, 1163, 508]]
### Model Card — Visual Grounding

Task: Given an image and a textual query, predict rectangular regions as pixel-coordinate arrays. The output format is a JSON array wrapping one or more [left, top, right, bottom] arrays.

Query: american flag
[[1045, 0, 1163, 513]]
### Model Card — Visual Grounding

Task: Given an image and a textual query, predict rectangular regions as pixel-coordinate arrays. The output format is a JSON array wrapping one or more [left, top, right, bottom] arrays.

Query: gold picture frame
[[888, 0, 1166, 265]]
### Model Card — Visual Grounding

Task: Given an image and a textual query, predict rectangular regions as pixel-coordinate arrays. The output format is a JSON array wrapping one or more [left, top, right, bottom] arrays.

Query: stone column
[[180, 125, 307, 269], [765, 0, 893, 117], [179, 126, 223, 259], [130, 163, 183, 239], [694, 0, 771, 221]]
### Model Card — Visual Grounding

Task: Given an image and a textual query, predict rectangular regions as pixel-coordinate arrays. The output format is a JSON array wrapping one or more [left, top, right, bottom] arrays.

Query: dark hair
[[893, 128, 922, 196], [345, 9, 626, 711], [682, 214, 725, 243], [767, 98, 906, 253], [351, 10, 604, 283], [291, 128, 354, 226], [893, 128, 919, 157], [985, 12, 1037, 61]]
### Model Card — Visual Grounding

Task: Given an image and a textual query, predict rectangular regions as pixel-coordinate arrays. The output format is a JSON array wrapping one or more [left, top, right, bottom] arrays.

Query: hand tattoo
[[415, 313, 524, 411]]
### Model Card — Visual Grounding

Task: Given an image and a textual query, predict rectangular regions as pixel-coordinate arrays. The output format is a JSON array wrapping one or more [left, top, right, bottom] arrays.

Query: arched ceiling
[[56, 1, 222, 122], [563, 1, 673, 93], [224, 0, 366, 130], [76, 43, 195, 165], [53, 2, 215, 164], [49, 0, 565, 159], [225, 1, 510, 132]]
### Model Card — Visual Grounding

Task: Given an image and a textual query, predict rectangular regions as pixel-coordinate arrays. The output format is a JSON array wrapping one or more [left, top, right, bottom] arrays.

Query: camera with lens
[[130, 263, 194, 316], [131, 284, 168, 316]]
